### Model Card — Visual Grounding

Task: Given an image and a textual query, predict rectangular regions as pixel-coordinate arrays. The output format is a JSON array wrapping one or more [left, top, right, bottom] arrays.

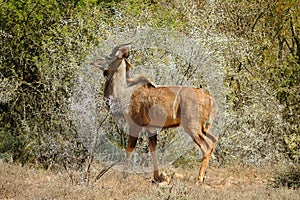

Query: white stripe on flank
[[172, 87, 182, 119]]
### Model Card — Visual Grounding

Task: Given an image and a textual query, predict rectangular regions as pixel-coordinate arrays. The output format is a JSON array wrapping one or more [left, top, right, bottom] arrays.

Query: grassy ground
[[0, 160, 299, 200]]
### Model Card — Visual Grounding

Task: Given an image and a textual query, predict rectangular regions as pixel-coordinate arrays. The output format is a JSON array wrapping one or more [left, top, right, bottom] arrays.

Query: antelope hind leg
[[197, 147, 214, 184], [192, 133, 215, 184]]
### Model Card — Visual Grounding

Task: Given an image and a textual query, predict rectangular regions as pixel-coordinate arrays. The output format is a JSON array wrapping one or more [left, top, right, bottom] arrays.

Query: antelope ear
[[125, 59, 133, 70], [118, 47, 129, 59], [91, 58, 107, 71]]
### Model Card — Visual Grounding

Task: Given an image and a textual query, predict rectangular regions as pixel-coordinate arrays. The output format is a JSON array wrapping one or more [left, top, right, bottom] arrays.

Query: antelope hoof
[[122, 171, 129, 179], [151, 172, 169, 184], [151, 178, 160, 184], [196, 176, 206, 185]]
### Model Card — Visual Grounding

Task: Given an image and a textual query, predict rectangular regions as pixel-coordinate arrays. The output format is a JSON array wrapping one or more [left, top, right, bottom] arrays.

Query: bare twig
[[85, 114, 110, 184], [94, 161, 118, 182]]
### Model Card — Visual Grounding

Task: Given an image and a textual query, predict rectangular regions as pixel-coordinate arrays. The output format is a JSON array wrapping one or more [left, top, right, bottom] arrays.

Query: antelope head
[[91, 42, 134, 78]]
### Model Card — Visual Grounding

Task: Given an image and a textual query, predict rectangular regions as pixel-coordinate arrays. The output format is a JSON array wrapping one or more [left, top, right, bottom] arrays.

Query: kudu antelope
[[92, 42, 218, 184]]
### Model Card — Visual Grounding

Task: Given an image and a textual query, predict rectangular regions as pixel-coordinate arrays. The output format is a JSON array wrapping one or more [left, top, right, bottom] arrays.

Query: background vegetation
[[1, 0, 299, 189]]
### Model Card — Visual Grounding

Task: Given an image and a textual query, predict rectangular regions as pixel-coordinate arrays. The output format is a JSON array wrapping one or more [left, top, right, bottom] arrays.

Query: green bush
[[0, 0, 103, 167]]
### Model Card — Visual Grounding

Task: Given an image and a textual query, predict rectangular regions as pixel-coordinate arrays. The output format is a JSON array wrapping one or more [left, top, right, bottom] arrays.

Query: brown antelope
[[92, 42, 218, 184]]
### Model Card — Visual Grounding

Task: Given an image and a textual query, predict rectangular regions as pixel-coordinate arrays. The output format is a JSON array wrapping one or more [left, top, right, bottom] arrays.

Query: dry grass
[[0, 160, 299, 200]]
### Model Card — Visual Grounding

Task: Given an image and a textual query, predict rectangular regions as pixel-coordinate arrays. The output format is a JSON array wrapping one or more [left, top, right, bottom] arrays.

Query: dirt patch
[[0, 161, 299, 200]]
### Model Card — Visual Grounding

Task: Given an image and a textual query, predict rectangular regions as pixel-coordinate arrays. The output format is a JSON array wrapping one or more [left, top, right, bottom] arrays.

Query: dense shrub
[[273, 165, 300, 189]]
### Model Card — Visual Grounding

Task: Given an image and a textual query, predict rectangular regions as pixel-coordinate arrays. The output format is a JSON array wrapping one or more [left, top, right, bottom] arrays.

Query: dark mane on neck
[[103, 77, 113, 99], [127, 75, 156, 88]]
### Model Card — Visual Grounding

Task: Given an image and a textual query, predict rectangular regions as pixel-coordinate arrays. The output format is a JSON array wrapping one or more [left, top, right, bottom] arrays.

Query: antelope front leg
[[148, 134, 159, 182], [124, 135, 138, 177]]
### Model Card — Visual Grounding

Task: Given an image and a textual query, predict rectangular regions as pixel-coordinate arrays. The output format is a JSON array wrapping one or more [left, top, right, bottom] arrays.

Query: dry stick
[[63, 162, 75, 185], [85, 114, 110, 184], [93, 138, 147, 183], [94, 161, 119, 182], [94, 153, 148, 182]]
